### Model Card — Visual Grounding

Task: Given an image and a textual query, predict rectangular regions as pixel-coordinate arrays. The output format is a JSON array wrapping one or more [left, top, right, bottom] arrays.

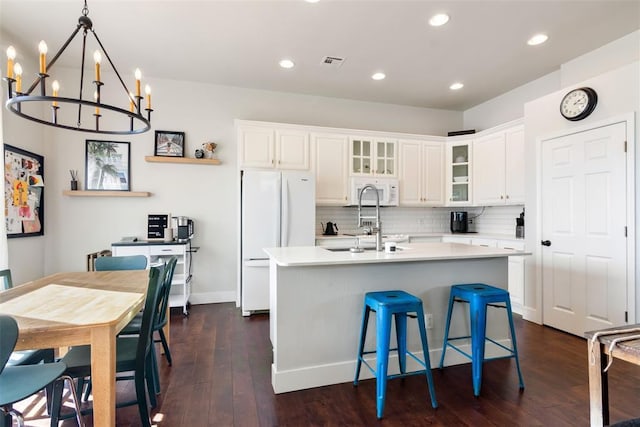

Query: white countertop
[[264, 242, 528, 267], [315, 232, 524, 241]]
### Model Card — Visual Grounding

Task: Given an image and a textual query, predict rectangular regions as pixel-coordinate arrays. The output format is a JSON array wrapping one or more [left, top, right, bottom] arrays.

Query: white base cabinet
[[112, 240, 192, 315]]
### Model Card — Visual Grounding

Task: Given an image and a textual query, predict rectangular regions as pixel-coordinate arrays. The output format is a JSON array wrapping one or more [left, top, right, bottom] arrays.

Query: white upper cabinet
[[350, 137, 397, 176], [399, 140, 444, 206], [473, 124, 524, 205], [445, 139, 473, 206], [312, 133, 349, 205], [238, 125, 310, 170], [504, 126, 525, 204]]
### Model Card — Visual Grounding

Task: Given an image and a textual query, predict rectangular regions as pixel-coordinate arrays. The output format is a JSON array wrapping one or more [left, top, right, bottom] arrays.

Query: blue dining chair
[[94, 255, 148, 271], [78, 254, 149, 401], [0, 315, 84, 427], [49, 266, 163, 427], [0, 269, 55, 375], [120, 256, 178, 397]]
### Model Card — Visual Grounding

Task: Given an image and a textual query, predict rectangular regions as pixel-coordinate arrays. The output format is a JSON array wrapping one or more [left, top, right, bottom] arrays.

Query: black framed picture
[[3, 144, 45, 238], [85, 140, 130, 191], [154, 130, 185, 157]]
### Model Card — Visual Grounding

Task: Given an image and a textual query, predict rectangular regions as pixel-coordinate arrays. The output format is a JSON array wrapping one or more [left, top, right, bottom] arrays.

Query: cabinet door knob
[[506, 195, 510, 199], [500, 195, 504, 199]]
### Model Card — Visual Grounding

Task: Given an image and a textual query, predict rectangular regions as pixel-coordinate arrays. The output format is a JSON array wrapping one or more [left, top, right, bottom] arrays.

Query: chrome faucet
[[358, 184, 383, 251]]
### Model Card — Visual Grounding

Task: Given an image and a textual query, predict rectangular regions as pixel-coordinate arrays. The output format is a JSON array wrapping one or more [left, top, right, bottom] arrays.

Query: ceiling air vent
[[320, 56, 345, 68]]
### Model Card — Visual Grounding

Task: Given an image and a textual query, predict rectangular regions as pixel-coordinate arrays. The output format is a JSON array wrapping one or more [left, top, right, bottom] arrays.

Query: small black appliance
[[450, 211, 468, 233], [175, 216, 194, 242], [322, 222, 338, 236]]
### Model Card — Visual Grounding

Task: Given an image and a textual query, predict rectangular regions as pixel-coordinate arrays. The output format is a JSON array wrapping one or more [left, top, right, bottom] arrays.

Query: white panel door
[[541, 122, 627, 336]]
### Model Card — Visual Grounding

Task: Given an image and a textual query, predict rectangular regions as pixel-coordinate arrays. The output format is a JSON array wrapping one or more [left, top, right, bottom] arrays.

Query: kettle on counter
[[321, 222, 339, 236]]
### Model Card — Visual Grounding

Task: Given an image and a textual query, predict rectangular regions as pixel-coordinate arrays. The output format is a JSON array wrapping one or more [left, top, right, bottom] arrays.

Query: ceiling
[[1, 0, 639, 111]]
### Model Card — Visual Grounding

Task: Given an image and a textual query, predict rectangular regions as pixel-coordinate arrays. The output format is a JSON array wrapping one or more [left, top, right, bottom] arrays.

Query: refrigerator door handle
[[282, 178, 290, 246]]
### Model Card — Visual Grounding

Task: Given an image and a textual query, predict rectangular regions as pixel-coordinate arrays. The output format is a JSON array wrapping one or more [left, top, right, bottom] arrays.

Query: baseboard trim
[[190, 291, 236, 305]]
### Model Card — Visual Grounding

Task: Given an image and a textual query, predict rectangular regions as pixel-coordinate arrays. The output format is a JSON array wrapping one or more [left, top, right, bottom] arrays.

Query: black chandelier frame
[[3, 2, 152, 135]]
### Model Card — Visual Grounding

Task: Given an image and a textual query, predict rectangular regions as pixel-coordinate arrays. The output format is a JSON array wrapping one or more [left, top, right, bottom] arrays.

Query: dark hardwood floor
[[18, 303, 640, 426]]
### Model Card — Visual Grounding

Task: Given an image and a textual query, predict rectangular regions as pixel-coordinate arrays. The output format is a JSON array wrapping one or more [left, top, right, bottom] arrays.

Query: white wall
[[3, 62, 461, 303], [463, 30, 640, 132], [1, 32, 47, 285], [523, 61, 640, 323]]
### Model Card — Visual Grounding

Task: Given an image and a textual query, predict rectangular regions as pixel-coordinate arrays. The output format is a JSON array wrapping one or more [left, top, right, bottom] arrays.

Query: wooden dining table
[[0, 270, 149, 427]]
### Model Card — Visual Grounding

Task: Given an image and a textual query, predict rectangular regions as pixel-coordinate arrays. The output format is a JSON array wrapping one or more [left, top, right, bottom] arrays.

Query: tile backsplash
[[317, 205, 525, 236]]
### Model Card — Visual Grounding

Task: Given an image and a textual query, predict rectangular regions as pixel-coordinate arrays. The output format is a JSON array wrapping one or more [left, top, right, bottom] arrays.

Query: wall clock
[[559, 87, 598, 121]]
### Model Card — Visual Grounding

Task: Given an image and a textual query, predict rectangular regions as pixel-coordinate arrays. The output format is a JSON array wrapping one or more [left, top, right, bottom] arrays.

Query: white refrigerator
[[241, 170, 315, 315]]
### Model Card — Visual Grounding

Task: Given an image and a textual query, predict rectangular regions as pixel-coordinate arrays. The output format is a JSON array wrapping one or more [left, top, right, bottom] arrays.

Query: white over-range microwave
[[349, 177, 399, 207]]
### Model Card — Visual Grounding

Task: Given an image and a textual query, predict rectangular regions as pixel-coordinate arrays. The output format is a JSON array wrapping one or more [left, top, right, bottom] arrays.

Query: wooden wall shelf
[[63, 190, 151, 197], [145, 156, 221, 165]]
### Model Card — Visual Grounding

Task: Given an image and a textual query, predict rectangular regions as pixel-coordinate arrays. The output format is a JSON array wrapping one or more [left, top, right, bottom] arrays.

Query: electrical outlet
[[425, 313, 433, 329]]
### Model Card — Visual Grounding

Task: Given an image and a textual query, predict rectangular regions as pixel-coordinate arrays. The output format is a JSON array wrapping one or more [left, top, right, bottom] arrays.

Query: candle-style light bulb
[[52, 80, 60, 106], [145, 84, 151, 110], [94, 90, 99, 115], [93, 50, 102, 82], [129, 91, 135, 112], [13, 63, 22, 93], [134, 68, 142, 97], [38, 40, 48, 74], [6, 45, 16, 79]]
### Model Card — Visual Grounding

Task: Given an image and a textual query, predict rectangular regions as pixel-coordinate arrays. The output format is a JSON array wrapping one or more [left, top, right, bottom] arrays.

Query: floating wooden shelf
[[145, 156, 221, 165], [63, 190, 151, 197]]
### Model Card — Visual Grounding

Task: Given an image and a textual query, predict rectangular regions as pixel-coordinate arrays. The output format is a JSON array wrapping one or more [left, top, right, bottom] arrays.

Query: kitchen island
[[264, 242, 528, 394]]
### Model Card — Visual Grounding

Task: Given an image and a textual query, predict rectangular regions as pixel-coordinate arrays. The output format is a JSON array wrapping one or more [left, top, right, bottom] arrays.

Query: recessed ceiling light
[[371, 72, 386, 81], [305, 0, 320, 3], [527, 33, 548, 46], [279, 59, 295, 69], [429, 13, 450, 27], [449, 82, 464, 90]]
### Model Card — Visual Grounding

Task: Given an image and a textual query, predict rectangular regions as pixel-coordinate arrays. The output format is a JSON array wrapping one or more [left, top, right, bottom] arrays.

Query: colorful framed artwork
[[3, 144, 45, 238], [85, 140, 131, 191], [154, 130, 185, 157]]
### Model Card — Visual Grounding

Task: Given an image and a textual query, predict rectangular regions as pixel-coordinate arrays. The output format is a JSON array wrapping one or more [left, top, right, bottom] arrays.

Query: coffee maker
[[174, 216, 194, 242], [450, 211, 468, 233]]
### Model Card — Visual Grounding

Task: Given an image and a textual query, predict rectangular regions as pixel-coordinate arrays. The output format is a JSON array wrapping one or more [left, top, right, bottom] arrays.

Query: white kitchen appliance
[[349, 177, 399, 206], [241, 170, 315, 315]]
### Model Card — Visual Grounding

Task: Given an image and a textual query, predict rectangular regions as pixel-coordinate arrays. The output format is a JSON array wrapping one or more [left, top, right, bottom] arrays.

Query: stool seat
[[439, 283, 524, 397], [354, 290, 437, 419]]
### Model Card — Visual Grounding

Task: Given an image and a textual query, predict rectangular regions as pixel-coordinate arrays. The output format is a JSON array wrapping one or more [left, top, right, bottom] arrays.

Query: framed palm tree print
[[85, 140, 130, 191]]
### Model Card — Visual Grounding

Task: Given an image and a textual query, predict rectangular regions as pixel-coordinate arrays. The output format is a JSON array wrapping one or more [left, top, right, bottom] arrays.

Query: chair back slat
[[0, 269, 13, 290], [0, 315, 19, 375], [156, 257, 178, 329], [95, 255, 147, 271], [137, 266, 163, 368]]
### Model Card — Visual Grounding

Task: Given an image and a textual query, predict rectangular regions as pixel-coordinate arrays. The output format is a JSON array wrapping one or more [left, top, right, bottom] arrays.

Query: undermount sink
[[324, 247, 377, 252], [324, 246, 405, 252]]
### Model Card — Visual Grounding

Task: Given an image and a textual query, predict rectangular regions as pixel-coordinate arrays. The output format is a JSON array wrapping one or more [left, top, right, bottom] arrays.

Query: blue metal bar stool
[[439, 283, 525, 396], [354, 290, 438, 419]]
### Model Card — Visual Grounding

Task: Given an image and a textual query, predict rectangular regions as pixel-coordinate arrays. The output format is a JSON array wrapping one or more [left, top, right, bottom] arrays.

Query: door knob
[[541, 240, 551, 246]]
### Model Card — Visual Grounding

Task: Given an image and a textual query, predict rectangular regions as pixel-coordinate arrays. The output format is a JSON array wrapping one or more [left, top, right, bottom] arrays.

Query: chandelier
[[3, 1, 152, 134]]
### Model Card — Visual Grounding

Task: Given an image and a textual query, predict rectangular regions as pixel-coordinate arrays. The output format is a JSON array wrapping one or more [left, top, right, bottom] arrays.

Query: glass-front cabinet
[[446, 139, 472, 205], [350, 137, 396, 176]]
